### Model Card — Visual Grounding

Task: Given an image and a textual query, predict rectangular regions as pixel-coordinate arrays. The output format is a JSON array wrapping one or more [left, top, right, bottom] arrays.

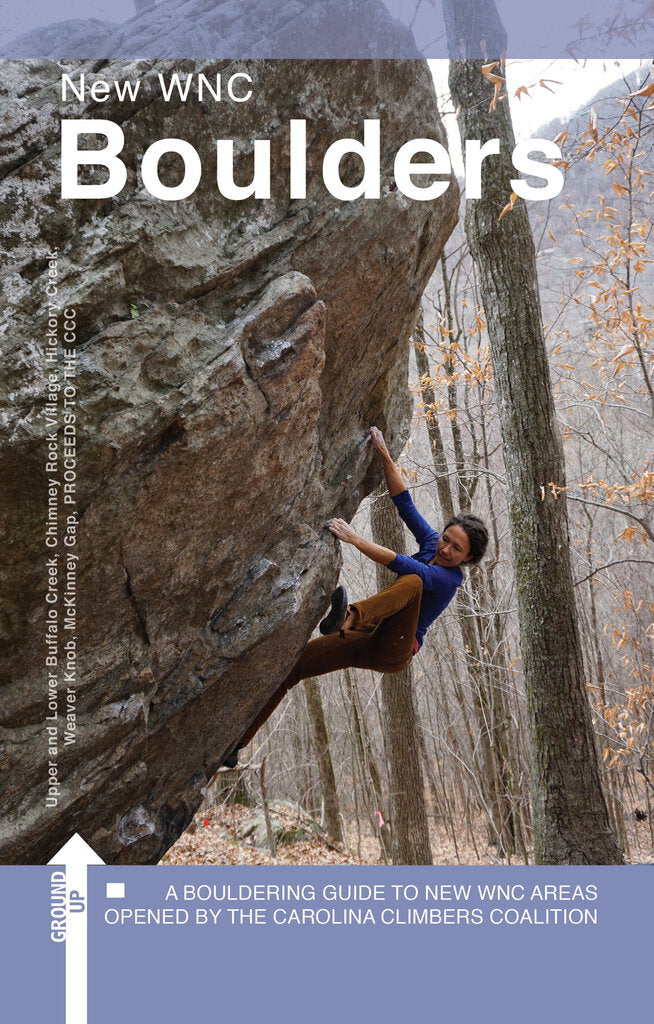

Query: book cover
[[1, 2, 652, 1021]]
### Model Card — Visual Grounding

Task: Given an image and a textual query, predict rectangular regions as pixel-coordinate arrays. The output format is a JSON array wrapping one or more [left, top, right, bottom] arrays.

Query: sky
[[429, 58, 646, 175]]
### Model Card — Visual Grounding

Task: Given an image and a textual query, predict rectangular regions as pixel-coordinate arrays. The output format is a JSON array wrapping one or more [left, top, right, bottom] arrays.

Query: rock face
[[7, 0, 420, 59], [237, 801, 323, 850], [0, 57, 458, 863]]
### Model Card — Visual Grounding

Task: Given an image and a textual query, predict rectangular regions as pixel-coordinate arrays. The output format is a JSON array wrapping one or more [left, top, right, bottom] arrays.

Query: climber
[[222, 426, 488, 767]]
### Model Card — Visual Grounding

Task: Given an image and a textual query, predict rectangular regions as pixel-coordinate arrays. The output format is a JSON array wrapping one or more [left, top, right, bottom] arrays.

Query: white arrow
[[48, 833, 105, 1024]]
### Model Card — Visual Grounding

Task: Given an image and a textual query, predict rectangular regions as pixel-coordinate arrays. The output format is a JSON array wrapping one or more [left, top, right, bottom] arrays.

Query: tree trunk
[[416, 315, 519, 856], [415, 316, 455, 520], [443, 17, 622, 863], [370, 488, 433, 864], [345, 669, 392, 862], [290, 709, 314, 812], [303, 678, 344, 844]]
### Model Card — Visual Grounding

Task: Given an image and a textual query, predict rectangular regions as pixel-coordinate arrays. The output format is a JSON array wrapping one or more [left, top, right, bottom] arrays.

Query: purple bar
[[2, 864, 652, 1024], [1, 0, 652, 59]]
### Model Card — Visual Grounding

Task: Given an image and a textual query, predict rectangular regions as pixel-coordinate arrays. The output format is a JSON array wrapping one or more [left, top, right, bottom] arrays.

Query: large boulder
[[0, 57, 458, 863]]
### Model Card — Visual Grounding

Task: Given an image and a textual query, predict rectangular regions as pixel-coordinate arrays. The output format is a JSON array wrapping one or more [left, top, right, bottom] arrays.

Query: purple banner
[[2, 864, 652, 1024], [1, 0, 652, 59]]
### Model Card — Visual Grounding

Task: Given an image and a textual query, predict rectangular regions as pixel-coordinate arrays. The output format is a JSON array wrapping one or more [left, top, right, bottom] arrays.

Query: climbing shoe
[[319, 585, 349, 635], [221, 748, 240, 769]]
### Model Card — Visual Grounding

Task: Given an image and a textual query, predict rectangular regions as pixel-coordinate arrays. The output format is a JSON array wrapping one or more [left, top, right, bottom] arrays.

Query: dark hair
[[443, 513, 489, 565]]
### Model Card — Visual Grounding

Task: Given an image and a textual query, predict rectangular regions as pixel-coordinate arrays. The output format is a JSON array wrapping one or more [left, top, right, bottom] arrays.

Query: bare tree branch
[[566, 494, 654, 543], [575, 559, 654, 586]]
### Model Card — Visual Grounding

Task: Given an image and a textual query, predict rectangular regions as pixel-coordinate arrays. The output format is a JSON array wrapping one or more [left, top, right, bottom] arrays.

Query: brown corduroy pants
[[237, 574, 423, 750]]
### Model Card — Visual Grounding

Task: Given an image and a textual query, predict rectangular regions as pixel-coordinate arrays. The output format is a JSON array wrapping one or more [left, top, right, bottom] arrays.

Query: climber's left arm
[[326, 518, 396, 567]]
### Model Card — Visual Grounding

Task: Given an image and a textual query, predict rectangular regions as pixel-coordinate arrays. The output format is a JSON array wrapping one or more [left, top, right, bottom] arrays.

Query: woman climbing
[[222, 426, 488, 766]]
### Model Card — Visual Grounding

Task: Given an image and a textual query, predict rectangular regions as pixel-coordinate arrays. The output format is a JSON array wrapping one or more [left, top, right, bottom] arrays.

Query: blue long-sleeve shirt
[[386, 489, 463, 650]]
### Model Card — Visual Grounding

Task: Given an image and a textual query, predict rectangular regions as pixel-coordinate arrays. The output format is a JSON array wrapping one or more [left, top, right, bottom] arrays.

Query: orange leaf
[[499, 192, 518, 220], [629, 82, 654, 98], [539, 78, 561, 94]]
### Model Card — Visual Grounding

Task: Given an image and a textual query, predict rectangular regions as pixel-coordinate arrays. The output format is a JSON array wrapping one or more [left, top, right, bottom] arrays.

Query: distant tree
[[303, 678, 344, 843], [345, 668, 392, 862]]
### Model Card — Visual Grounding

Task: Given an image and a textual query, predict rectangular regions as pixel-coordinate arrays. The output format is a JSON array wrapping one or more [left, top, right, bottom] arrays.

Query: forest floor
[[160, 801, 654, 866]]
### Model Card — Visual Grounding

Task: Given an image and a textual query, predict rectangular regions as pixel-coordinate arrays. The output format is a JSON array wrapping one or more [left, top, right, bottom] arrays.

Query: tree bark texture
[[445, 51, 622, 864], [370, 488, 433, 865]]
